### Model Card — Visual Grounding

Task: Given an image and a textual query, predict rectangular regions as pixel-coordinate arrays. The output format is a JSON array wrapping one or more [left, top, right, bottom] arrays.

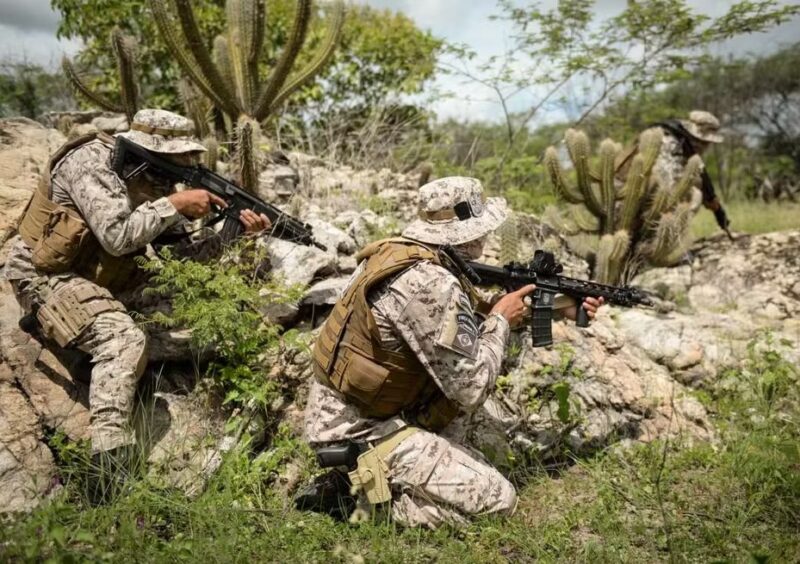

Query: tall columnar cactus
[[544, 127, 701, 284], [63, 27, 140, 122], [150, 0, 345, 193], [498, 213, 520, 266]]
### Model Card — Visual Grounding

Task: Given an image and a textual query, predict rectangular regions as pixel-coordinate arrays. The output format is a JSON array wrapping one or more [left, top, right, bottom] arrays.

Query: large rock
[[260, 237, 336, 287], [0, 119, 66, 245]]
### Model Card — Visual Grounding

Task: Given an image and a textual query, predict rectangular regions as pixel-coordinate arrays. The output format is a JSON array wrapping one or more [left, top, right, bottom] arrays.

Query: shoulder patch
[[436, 287, 480, 359]]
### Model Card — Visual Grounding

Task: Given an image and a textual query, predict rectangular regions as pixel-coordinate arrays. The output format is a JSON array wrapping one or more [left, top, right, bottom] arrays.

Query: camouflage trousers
[[382, 427, 518, 529], [11, 274, 193, 454]]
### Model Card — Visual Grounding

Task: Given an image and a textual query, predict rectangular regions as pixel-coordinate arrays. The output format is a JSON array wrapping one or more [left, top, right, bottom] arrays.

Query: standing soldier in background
[[2, 109, 270, 497], [620, 110, 732, 238], [304, 177, 604, 529]]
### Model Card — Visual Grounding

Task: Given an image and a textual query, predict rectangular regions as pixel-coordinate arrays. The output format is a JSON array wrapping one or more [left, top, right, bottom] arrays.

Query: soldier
[[620, 110, 731, 237], [2, 109, 270, 486], [304, 177, 604, 529]]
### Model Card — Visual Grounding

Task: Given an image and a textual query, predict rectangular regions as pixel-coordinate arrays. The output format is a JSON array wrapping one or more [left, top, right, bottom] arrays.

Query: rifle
[[441, 247, 653, 347], [111, 136, 326, 249]]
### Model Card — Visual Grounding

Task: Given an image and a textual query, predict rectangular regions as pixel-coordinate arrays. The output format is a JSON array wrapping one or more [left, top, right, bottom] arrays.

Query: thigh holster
[[36, 280, 126, 348]]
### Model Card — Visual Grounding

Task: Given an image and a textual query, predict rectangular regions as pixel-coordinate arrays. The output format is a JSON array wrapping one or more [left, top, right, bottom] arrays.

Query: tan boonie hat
[[402, 176, 508, 246], [117, 109, 207, 154], [681, 110, 724, 144]]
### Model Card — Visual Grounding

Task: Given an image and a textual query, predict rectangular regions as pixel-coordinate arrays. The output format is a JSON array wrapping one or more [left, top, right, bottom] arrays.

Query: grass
[[1, 340, 798, 563], [691, 200, 800, 239]]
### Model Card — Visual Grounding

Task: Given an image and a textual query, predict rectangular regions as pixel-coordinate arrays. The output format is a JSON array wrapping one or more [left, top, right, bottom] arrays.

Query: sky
[[1, 0, 798, 122]]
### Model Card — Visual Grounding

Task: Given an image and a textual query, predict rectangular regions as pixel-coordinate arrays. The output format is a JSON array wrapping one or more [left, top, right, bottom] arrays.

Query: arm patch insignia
[[436, 290, 480, 358]]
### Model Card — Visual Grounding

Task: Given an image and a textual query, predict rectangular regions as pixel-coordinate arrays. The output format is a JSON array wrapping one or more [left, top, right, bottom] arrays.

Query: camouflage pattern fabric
[[402, 176, 508, 246], [2, 127, 222, 453], [117, 108, 207, 154], [651, 133, 704, 211], [304, 259, 515, 528]]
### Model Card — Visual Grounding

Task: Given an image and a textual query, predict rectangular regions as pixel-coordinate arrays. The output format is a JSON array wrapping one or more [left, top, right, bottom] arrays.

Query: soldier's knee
[[88, 312, 148, 373]]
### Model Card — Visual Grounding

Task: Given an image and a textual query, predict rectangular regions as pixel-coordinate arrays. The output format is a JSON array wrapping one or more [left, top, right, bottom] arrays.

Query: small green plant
[[138, 245, 304, 409]]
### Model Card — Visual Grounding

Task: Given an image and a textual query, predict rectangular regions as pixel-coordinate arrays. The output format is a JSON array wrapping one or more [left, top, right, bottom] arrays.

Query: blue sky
[[1, 0, 798, 122]]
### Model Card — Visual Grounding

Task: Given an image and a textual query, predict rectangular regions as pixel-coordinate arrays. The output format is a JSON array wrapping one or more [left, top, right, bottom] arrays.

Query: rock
[[258, 299, 300, 326], [141, 390, 230, 498], [258, 162, 299, 199], [336, 255, 358, 274], [301, 277, 349, 306], [346, 210, 399, 247], [90, 114, 128, 133], [632, 264, 692, 304], [0, 381, 58, 513], [260, 237, 336, 287], [0, 119, 66, 244], [307, 219, 357, 255]]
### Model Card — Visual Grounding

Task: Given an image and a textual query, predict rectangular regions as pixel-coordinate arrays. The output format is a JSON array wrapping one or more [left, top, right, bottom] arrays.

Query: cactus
[[63, 27, 139, 122], [149, 0, 345, 193], [203, 136, 219, 172], [545, 127, 699, 284], [498, 213, 520, 266]]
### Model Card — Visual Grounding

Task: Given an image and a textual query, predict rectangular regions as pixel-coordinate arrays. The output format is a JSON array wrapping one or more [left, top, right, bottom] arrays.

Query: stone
[[307, 219, 357, 255], [259, 237, 336, 288], [0, 381, 57, 513], [91, 115, 128, 133], [0, 119, 65, 243], [301, 277, 349, 306]]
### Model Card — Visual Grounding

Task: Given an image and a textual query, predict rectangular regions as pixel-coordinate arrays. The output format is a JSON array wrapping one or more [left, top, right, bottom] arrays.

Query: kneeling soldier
[[304, 177, 602, 528], [2, 109, 270, 494]]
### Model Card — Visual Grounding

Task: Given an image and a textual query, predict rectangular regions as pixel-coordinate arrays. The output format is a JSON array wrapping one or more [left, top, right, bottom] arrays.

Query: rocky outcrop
[[0, 116, 796, 513]]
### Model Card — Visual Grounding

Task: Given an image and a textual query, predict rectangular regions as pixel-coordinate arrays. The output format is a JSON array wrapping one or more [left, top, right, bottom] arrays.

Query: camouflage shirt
[[304, 260, 510, 445], [3, 139, 189, 282]]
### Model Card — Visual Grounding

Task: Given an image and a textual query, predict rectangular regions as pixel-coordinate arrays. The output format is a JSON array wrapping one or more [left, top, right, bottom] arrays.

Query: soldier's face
[[455, 236, 487, 260]]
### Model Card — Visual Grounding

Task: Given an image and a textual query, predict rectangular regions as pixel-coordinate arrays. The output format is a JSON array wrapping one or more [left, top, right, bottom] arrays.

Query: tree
[[52, 0, 441, 118], [445, 0, 800, 183], [0, 62, 76, 119]]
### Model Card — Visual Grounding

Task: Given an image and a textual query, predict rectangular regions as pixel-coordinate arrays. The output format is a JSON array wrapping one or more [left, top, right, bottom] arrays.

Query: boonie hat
[[681, 111, 724, 144], [117, 109, 207, 154], [402, 176, 508, 246]]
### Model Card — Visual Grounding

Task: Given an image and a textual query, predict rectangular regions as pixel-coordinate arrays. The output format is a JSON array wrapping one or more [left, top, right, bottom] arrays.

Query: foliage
[[544, 128, 697, 283], [2, 338, 797, 561], [690, 199, 800, 239], [0, 62, 76, 118], [137, 245, 304, 408], [51, 0, 439, 123], [443, 0, 800, 185]]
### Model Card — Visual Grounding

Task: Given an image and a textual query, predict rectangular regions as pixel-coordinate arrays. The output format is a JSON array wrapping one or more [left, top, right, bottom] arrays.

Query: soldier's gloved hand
[[490, 284, 536, 328], [168, 189, 228, 219], [562, 296, 605, 323], [239, 209, 272, 233]]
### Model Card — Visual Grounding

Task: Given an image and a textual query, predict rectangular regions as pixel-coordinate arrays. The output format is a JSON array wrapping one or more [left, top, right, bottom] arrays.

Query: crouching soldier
[[2, 109, 270, 495], [303, 177, 603, 529]]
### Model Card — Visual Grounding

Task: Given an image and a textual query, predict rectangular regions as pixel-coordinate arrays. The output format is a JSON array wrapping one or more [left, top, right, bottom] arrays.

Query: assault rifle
[[441, 247, 653, 347], [111, 136, 326, 249]]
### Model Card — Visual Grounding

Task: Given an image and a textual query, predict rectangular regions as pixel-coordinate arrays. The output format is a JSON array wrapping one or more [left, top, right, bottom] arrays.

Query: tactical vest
[[312, 238, 460, 432], [17, 132, 145, 292]]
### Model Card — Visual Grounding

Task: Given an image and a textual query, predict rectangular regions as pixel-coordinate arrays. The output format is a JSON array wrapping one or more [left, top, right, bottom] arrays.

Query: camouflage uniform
[[2, 109, 213, 454], [305, 177, 518, 529], [651, 111, 725, 211]]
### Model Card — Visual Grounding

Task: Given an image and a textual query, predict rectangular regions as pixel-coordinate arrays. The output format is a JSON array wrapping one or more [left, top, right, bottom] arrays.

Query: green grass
[[1, 339, 798, 563], [691, 200, 800, 239]]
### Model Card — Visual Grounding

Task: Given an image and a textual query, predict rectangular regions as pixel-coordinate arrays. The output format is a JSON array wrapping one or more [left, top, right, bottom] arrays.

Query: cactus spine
[[63, 27, 139, 122], [545, 126, 699, 284], [149, 0, 345, 194]]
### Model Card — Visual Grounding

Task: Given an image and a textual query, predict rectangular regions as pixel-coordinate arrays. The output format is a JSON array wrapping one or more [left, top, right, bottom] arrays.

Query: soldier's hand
[[562, 296, 605, 322], [239, 209, 271, 233], [490, 284, 536, 327], [168, 189, 227, 219]]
